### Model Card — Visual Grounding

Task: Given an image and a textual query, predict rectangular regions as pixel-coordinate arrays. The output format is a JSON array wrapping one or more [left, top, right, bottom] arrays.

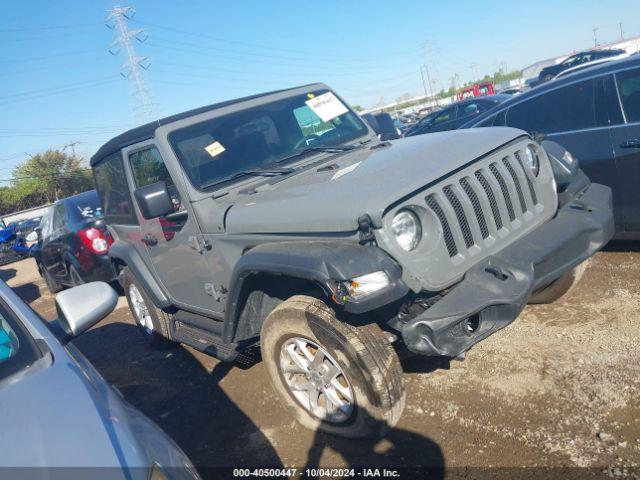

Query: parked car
[[457, 81, 495, 100], [362, 112, 402, 140], [0, 279, 199, 478], [538, 48, 627, 82], [34, 190, 115, 293], [403, 95, 509, 137], [11, 217, 42, 259], [0, 223, 19, 266], [91, 83, 612, 439], [554, 51, 630, 80], [461, 54, 640, 239], [497, 86, 525, 95]]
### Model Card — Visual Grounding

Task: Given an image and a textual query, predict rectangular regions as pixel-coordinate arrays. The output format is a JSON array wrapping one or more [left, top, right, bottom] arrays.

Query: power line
[[0, 76, 118, 100], [147, 40, 418, 72], [0, 22, 101, 33], [0, 57, 109, 77], [106, 5, 159, 120], [130, 17, 423, 61], [0, 78, 120, 106], [0, 48, 105, 65]]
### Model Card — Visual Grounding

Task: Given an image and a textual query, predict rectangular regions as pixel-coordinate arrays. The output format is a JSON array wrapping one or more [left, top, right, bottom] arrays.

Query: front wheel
[[123, 267, 175, 349], [260, 295, 405, 439], [529, 261, 589, 304]]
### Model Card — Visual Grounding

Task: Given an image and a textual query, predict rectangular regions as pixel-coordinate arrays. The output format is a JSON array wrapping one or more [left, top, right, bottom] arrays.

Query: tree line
[[0, 149, 94, 216]]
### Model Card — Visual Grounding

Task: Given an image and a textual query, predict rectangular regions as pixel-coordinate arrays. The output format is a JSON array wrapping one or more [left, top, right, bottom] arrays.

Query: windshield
[[168, 89, 369, 191], [0, 298, 41, 382]]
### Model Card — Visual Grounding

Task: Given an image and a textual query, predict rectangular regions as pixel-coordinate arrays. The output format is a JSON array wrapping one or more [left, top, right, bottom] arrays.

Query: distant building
[[521, 34, 640, 81]]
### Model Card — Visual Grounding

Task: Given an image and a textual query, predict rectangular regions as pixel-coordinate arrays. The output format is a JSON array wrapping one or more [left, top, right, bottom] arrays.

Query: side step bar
[[169, 310, 258, 366]]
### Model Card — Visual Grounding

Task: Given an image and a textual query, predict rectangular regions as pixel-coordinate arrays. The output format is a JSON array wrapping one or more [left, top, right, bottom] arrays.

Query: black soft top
[[90, 83, 317, 166]]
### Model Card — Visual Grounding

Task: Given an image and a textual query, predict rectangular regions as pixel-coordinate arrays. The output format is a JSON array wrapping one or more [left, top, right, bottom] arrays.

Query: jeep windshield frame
[[167, 89, 369, 192]]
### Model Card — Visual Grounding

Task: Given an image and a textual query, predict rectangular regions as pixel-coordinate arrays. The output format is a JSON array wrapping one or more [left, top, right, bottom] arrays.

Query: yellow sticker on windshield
[[307, 93, 315, 99], [205, 141, 226, 158]]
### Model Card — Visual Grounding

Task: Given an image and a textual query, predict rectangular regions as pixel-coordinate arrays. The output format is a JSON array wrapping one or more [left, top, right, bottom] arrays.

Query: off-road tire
[[529, 261, 589, 304], [41, 264, 63, 293], [260, 295, 405, 439], [122, 267, 175, 349]]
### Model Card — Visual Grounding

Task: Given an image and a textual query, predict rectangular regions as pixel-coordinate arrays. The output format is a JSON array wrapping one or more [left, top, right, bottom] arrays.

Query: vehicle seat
[[624, 91, 640, 122]]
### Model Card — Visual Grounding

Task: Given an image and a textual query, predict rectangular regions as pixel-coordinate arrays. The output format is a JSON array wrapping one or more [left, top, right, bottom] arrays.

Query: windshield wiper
[[275, 144, 363, 164], [202, 167, 294, 190]]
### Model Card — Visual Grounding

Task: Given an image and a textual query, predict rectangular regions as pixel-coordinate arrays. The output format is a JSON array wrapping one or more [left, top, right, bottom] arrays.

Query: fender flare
[[222, 241, 408, 343], [108, 240, 172, 309]]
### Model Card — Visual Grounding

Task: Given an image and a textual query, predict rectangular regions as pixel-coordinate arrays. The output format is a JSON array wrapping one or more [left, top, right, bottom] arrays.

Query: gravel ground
[[1, 247, 639, 479]]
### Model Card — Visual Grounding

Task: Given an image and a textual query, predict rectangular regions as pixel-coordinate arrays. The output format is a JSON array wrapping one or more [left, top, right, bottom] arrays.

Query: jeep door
[[124, 142, 223, 316], [609, 66, 640, 234]]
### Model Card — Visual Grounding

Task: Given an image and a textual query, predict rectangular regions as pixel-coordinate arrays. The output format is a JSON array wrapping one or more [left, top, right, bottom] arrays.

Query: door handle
[[141, 233, 158, 246], [620, 138, 640, 149]]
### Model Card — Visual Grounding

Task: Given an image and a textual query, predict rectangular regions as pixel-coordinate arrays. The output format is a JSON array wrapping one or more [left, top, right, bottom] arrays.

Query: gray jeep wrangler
[[91, 84, 614, 438]]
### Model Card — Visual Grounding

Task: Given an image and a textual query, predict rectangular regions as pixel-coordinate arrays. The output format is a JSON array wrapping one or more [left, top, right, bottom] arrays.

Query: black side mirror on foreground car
[[133, 181, 174, 219]]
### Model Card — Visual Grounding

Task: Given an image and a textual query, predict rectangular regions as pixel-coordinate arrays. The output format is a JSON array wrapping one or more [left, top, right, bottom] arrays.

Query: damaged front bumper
[[401, 181, 614, 357]]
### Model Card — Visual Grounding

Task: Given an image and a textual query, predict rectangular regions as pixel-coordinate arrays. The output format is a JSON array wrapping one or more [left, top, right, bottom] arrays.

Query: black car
[[538, 48, 626, 82], [461, 54, 640, 239], [34, 190, 115, 292], [403, 95, 509, 137]]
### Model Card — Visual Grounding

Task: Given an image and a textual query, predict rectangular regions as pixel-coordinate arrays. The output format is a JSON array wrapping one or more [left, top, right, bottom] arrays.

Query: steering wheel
[[294, 134, 320, 150]]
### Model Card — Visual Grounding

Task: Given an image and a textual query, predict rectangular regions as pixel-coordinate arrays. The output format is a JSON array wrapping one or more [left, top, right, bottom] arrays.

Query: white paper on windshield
[[205, 141, 226, 158], [305, 92, 348, 122]]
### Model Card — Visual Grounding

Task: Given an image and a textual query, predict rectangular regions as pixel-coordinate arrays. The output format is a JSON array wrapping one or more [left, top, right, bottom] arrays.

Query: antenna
[[106, 5, 159, 120]]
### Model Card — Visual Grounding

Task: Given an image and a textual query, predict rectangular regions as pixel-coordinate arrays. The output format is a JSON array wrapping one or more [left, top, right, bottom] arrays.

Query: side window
[[39, 208, 53, 240], [505, 79, 599, 134], [475, 113, 498, 128], [615, 68, 640, 123], [458, 102, 484, 119], [93, 152, 136, 225], [52, 203, 67, 234], [598, 74, 624, 126], [129, 147, 182, 210], [432, 108, 455, 125]]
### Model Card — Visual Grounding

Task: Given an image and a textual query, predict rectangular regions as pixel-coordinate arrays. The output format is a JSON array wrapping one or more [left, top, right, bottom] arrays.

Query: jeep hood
[[224, 127, 527, 234]]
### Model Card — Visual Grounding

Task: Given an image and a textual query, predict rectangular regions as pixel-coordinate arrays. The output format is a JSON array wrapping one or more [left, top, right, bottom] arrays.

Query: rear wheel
[[260, 295, 405, 439], [529, 261, 589, 304], [123, 267, 175, 349]]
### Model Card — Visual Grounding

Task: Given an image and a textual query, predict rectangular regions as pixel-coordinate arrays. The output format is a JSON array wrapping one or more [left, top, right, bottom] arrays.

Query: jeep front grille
[[426, 150, 544, 259], [381, 138, 558, 292]]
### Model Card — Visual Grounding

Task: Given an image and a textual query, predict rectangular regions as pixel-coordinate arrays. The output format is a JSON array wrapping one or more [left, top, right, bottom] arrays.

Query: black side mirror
[[34, 226, 42, 241], [133, 181, 174, 220]]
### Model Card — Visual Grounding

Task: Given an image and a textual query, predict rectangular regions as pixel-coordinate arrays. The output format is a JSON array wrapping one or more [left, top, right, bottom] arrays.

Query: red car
[[457, 81, 495, 101]]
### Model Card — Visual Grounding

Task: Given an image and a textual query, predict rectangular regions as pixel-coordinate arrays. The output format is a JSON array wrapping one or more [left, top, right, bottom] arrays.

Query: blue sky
[[1, 0, 637, 176]]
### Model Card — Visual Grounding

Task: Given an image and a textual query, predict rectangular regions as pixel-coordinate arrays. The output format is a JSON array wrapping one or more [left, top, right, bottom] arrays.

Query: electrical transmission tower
[[106, 5, 159, 120]]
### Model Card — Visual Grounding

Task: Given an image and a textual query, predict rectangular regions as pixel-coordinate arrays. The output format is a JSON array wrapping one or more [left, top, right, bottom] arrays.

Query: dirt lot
[[2, 248, 639, 479]]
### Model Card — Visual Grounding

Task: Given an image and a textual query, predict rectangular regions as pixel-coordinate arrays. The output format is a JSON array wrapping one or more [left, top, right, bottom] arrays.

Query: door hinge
[[204, 283, 227, 302], [188, 235, 212, 253]]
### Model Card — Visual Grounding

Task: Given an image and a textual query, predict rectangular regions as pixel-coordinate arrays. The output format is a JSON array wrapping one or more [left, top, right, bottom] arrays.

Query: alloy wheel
[[128, 284, 154, 335], [279, 337, 355, 423]]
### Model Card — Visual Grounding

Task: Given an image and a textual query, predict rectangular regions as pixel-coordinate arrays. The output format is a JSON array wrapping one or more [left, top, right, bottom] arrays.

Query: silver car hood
[[225, 127, 528, 234]]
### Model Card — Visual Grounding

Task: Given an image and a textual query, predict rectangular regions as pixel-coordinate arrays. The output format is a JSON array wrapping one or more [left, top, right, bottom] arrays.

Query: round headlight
[[391, 210, 422, 251], [525, 145, 540, 177]]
